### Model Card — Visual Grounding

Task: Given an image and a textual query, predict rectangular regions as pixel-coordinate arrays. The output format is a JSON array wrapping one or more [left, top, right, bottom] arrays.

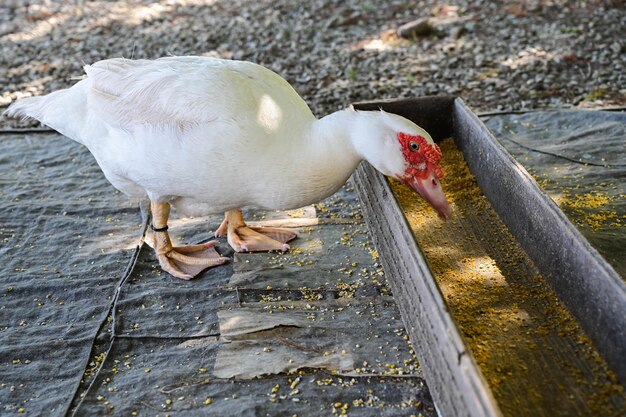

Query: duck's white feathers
[[5, 82, 88, 141], [6, 57, 365, 216], [85, 57, 314, 133]]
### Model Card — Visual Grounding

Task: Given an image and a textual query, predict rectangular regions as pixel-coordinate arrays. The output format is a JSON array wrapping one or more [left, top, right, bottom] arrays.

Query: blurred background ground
[[0, 0, 624, 128]]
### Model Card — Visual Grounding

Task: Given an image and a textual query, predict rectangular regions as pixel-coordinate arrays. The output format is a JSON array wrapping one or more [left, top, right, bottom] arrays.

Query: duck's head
[[351, 109, 452, 219]]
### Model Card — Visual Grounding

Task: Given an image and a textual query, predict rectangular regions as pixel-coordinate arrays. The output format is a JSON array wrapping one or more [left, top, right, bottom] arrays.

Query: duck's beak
[[408, 170, 452, 219]]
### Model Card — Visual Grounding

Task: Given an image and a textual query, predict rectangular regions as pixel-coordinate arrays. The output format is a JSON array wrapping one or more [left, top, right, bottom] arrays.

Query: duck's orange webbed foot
[[217, 209, 297, 253], [150, 202, 228, 280]]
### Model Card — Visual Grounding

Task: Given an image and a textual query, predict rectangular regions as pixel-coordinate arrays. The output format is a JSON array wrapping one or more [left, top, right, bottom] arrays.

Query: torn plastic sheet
[[213, 298, 419, 379], [67, 337, 432, 417]]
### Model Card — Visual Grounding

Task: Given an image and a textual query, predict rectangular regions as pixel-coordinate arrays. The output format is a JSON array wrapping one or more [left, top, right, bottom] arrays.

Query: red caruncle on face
[[397, 132, 444, 180]]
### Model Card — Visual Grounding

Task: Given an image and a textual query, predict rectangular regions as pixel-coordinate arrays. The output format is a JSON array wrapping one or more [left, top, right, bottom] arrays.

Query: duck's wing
[[85, 57, 314, 133], [86, 57, 226, 131]]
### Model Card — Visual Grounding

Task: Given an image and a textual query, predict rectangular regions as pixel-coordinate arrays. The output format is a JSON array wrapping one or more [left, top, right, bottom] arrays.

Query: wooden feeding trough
[[352, 97, 626, 417]]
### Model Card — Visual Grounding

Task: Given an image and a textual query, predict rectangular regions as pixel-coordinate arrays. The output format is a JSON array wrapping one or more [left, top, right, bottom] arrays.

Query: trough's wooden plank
[[353, 162, 503, 417], [353, 96, 455, 141], [353, 97, 626, 416], [391, 138, 625, 417], [452, 99, 626, 383]]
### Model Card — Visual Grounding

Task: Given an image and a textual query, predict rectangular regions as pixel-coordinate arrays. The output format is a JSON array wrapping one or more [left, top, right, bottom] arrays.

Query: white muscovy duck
[[5, 56, 451, 280]]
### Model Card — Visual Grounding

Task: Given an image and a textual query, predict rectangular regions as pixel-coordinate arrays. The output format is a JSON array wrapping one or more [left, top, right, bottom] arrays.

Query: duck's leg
[[216, 209, 297, 253], [150, 202, 229, 280]]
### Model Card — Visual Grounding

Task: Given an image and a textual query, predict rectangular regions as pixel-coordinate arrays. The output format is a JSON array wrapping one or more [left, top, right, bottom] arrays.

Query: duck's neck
[[282, 109, 363, 206], [310, 108, 363, 170]]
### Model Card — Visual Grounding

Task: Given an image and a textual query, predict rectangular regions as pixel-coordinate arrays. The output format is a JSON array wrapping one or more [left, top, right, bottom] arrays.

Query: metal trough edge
[[352, 96, 626, 416]]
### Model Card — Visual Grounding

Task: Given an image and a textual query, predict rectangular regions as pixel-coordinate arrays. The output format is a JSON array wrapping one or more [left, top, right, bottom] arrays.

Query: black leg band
[[151, 224, 169, 232]]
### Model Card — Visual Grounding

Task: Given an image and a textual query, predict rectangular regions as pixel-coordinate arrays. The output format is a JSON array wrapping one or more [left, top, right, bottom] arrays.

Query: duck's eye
[[409, 141, 420, 151]]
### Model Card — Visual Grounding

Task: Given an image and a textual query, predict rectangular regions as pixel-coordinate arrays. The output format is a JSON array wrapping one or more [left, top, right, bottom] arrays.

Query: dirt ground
[[1, 0, 624, 129]]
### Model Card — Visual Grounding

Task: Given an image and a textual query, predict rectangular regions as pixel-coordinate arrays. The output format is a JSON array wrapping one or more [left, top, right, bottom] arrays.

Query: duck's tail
[[4, 80, 89, 144], [4, 95, 50, 123]]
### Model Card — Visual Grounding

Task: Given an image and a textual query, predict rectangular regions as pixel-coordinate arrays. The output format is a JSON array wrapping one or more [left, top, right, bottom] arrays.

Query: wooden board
[[452, 100, 626, 382], [390, 138, 625, 417], [352, 97, 626, 417], [353, 161, 501, 417]]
